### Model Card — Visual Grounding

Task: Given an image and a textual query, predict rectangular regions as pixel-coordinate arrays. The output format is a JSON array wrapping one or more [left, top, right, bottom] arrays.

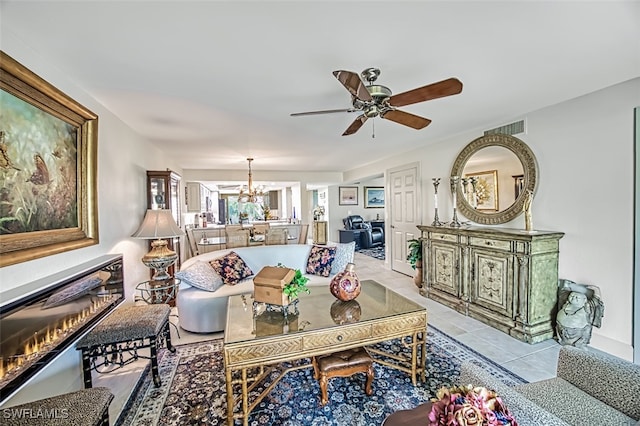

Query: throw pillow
[[330, 241, 356, 275], [176, 260, 224, 292], [43, 275, 103, 309], [210, 251, 254, 285], [306, 245, 336, 277]]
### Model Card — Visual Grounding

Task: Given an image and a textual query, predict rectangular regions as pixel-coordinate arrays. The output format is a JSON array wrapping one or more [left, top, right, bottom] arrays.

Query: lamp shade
[[132, 209, 185, 239]]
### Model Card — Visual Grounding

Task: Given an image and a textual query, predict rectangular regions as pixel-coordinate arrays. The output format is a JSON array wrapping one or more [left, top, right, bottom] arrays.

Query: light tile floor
[[103, 250, 560, 423]]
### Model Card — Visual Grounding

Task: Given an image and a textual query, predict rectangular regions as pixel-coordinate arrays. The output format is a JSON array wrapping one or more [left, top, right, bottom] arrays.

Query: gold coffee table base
[[223, 280, 428, 425]]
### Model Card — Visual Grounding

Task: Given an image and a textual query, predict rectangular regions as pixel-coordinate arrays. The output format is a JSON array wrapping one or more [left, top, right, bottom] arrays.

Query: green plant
[[277, 264, 310, 299], [407, 239, 422, 270]]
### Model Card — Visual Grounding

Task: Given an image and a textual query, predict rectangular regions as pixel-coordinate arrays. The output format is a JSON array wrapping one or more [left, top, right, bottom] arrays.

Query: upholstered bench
[[76, 304, 175, 388], [2, 387, 113, 426], [312, 347, 374, 406]]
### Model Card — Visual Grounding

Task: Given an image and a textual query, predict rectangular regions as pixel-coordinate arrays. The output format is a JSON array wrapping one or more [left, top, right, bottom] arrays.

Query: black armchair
[[343, 215, 384, 248]]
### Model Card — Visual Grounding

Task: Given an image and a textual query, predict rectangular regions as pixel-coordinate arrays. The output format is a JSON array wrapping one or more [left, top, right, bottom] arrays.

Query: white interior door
[[388, 162, 421, 276]]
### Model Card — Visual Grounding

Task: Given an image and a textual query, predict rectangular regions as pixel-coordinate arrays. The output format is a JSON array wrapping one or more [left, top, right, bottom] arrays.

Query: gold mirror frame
[[450, 133, 538, 225]]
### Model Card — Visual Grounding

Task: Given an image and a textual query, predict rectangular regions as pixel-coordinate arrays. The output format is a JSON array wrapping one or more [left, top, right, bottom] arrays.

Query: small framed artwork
[[364, 187, 385, 208], [465, 170, 499, 211], [339, 187, 358, 205]]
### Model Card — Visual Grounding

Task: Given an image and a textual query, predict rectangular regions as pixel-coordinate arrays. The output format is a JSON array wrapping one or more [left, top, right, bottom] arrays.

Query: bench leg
[[81, 348, 93, 388], [150, 335, 162, 387], [164, 321, 176, 353]]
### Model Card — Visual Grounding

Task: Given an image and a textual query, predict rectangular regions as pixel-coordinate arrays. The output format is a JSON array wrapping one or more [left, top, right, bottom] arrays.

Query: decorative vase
[[330, 300, 362, 324], [414, 259, 423, 288], [330, 263, 361, 301]]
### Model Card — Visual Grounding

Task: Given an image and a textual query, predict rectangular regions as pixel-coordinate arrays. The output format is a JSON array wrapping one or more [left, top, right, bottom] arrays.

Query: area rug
[[117, 326, 525, 426], [357, 245, 385, 260]]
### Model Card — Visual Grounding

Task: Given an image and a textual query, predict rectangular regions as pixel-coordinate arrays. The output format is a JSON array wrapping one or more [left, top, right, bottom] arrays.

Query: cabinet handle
[[440, 235, 446, 239], [485, 241, 494, 246], [336, 335, 343, 342]]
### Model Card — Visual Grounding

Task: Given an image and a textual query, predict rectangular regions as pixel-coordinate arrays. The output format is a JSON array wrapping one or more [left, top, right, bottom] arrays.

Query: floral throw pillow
[[330, 242, 356, 276], [210, 251, 254, 285], [306, 245, 336, 277], [176, 261, 224, 292]]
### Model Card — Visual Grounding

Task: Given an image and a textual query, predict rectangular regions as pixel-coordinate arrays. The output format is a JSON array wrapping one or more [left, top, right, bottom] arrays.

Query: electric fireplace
[[0, 254, 124, 401]]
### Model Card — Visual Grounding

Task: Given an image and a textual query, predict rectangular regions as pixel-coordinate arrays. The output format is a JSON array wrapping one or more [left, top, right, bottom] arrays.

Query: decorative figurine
[[523, 189, 534, 231], [556, 279, 604, 348]]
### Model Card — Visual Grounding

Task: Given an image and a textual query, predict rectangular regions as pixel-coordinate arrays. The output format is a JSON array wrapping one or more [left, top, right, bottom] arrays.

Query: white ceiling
[[2, 1, 639, 176]]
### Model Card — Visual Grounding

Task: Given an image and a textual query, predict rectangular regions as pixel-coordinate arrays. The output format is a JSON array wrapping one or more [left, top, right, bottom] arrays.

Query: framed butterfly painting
[[0, 51, 99, 267]]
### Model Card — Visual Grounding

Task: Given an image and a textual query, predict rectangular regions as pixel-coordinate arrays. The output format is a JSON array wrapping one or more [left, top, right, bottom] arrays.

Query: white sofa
[[176, 244, 353, 333]]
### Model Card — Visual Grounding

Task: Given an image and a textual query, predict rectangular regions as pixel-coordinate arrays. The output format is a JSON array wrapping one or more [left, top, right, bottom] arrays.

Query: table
[[223, 280, 428, 425], [339, 229, 365, 249], [383, 401, 433, 426]]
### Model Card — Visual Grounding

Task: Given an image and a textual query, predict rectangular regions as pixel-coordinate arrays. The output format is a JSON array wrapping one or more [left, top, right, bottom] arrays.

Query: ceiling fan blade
[[290, 108, 355, 117], [333, 70, 373, 102], [382, 109, 432, 130], [343, 115, 368, 136], [388, 78, 463, 107]]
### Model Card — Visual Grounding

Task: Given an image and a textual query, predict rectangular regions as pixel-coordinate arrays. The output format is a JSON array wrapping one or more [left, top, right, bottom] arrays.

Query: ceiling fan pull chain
[[372, 119, 375, 138]]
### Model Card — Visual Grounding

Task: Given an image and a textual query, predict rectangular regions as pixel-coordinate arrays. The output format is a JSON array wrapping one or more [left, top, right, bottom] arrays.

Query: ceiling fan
[[291, 68, 463, 136]]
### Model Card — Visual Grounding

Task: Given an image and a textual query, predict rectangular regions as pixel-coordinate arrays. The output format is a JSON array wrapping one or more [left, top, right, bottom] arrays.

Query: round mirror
[[450, 134, 538, 225]]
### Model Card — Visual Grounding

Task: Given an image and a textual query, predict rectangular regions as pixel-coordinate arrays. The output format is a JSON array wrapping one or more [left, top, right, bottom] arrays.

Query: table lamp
[[132, 209, 185, 281]]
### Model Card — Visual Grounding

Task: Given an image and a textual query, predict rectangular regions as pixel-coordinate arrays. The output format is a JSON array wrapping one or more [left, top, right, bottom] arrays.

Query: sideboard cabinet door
[[468, 247, 514, 332]]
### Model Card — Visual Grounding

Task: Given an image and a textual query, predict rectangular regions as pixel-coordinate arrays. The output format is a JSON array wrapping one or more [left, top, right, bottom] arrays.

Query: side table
[[135, 278, 181, 338]]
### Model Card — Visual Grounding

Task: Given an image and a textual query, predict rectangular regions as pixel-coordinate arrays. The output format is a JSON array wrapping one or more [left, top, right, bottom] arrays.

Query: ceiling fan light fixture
[[291, 67, 463, 136], [366, 85, 392, 101]]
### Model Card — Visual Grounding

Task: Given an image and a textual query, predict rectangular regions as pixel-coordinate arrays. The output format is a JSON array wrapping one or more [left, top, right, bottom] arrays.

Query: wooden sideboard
[[417, 225, 564, 343]]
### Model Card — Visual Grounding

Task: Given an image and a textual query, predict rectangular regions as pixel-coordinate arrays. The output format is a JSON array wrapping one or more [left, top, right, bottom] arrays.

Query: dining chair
[[298, 224, 309, 244], [252, 222, 270, 235], [225, 224, 244, 233], [265, 228, 288, 245], [226, 230, 250, 248], [185, 226, 199, 257]]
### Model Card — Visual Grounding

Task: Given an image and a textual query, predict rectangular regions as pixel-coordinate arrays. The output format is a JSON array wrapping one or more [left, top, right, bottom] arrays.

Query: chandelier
[[239, 157, 264, 203]]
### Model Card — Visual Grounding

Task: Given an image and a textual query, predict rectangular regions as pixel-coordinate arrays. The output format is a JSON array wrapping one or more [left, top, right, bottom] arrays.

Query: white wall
[[327, 177, 385, 242], [0, 34, 181, 404], [344, 78, 640, 360]]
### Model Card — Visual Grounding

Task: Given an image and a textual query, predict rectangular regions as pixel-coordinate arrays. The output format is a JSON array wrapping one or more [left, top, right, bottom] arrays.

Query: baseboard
[[590, 332, 634, 361]]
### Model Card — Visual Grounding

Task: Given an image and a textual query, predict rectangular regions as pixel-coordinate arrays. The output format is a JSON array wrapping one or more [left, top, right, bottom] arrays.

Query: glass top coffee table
[[223, 279, 428, 425]]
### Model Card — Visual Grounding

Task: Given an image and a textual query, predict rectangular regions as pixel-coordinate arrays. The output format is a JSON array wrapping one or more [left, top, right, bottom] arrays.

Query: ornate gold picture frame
[[0, 51, 99, 267], [464, 169, 499, 211]]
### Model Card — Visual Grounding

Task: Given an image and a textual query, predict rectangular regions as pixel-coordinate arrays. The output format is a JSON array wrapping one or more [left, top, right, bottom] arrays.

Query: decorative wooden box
[[253, 266, 295, 306]]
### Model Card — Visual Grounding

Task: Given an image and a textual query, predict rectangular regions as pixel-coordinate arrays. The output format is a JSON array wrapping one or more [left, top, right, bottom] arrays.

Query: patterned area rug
[[117, 326, 525, 426], [357, 245, 385, 260]]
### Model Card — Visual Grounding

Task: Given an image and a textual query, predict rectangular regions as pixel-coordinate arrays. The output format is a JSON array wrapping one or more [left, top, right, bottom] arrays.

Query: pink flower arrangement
[[428, 385, 518, 426]]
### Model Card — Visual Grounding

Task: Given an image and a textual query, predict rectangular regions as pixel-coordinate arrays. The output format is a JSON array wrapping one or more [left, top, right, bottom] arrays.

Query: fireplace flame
[[0, 296, 115, 385]]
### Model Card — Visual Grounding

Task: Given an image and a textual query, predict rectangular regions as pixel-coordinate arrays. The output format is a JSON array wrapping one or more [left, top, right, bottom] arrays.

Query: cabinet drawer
[[302, 325, 371, 349], [431, 233, 457, 243], [469, 237, 511, 251]]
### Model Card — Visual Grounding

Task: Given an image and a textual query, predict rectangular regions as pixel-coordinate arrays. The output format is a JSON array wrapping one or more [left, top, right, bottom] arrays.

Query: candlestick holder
[[449, 176, 462, 228], [469, 176, 478, 209], [431, 178, 444, 226]]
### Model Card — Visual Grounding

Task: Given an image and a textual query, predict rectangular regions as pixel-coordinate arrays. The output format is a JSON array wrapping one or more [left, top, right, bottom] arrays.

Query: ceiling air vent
[[484, 119, 525, 136]]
